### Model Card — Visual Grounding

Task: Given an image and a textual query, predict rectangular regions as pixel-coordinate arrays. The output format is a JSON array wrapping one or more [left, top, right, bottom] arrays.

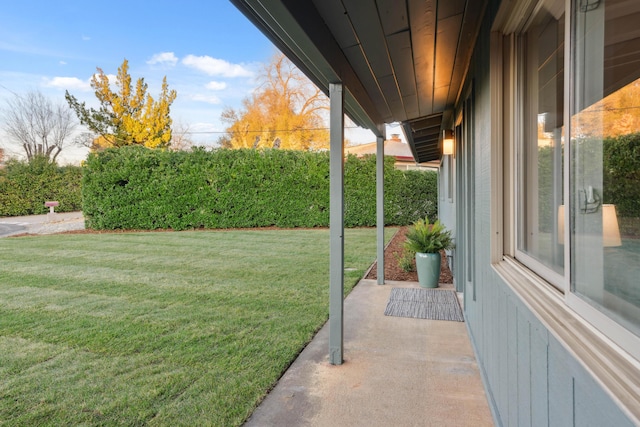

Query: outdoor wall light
[[442, 129, 454, 155]]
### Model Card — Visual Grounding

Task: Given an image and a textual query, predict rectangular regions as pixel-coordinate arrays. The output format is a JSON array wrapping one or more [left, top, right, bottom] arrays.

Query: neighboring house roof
[[346, 136, 416, 163]]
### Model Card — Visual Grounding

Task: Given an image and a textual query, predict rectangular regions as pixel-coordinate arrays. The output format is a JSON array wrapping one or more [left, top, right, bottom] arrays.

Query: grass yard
[[0, 227, 395, 426]]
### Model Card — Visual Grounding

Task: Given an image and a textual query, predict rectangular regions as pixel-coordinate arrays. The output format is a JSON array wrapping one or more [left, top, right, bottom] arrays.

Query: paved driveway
[[0, 222, 27, 237], [0, 212, 85, 237]]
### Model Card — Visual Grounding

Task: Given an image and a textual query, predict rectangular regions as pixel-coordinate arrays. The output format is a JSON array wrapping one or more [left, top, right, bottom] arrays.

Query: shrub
[[603, 133, 640, 218], [81, 146, 439, 230], [395, 248, 416, 272], [0, 157, 82, 216]]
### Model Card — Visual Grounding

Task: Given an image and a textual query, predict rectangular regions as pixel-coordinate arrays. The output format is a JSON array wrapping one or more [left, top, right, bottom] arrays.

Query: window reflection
[[519, 0, 565, 278], [571, 0, 640, 335]]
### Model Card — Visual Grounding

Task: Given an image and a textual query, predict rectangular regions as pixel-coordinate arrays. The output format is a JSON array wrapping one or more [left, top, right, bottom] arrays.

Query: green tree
[[220, 53, 329, 150], [65, 59, 177, 149]]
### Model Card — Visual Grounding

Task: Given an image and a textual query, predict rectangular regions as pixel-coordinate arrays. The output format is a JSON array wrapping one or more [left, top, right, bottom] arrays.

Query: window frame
[[564, 0, 640, 359], [512, 0, 567, 289], [494, 0, 640, 364]]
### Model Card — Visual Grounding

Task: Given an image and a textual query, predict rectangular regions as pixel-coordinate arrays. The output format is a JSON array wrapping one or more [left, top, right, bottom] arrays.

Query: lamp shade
[[557, 204, 622, 246], [602, 204, 622, 247], [443, 130, 454, 155]]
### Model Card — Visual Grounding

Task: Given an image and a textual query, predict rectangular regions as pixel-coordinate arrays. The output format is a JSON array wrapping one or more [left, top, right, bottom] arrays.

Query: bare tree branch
[[2, 90, 78, 163], [169, 121, 195, 151]]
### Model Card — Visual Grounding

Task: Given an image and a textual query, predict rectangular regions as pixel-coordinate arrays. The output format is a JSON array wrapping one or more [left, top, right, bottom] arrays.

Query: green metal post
[[329, 83, 344, 365], [376, 133, 385, 285]]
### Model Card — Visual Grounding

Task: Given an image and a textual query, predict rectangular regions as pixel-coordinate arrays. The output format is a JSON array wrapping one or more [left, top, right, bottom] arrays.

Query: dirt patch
[[365, 226, 453, 284]]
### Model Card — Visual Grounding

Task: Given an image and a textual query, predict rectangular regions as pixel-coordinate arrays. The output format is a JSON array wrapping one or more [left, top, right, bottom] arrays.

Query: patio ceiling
[[230, 0, 487, 163]]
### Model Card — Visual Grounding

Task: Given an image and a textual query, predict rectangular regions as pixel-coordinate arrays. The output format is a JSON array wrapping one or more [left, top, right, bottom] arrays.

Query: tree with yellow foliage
[[572, 77, 640, 138], [66, 59, 177, 149], [220, 53, 329, 150]]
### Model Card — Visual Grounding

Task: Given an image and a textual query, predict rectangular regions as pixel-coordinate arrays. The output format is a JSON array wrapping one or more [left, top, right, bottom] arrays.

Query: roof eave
[[230, 0, 385, 137]]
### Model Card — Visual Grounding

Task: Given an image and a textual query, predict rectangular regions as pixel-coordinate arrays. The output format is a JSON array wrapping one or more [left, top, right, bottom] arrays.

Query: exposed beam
[[448, 0, 488, 107], [409, 0, 436, 117], [281, 0, 386, 127], [231, 0, 385, 135]]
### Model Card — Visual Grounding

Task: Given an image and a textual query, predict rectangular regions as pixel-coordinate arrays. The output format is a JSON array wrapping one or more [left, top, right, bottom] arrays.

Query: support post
[[328, 83, 345, 365], [376, 132, 385, 285]]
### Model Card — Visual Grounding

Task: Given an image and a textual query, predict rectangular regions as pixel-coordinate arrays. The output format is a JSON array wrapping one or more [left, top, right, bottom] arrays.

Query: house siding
[[452, 2, 638, 425]]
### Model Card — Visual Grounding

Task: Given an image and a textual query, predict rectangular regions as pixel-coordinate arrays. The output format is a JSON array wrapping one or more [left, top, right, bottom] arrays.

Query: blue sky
[[0, 0, 382, 164]]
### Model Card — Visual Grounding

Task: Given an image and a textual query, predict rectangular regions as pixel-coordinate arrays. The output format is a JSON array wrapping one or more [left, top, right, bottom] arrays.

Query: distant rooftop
[[346, 134, 415, 162]]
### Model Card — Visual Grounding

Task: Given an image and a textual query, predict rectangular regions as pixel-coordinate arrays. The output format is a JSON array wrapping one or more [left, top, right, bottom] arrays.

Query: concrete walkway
[[244, 279, 494, 426], [0, 211, 85, 237]]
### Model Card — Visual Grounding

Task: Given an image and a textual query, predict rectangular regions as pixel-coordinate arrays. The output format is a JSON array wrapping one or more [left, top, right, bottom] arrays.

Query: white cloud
[[89, 73, 117, 82], [191, 122, 221, 132], [190, 93, 222, 104], [59, 60, 67, 65], [205, 81, 227, 91], [182, 55, 253, 78], [147, 52, 178, 66], [43, 76, 91, 91], [82, 35, 91, 41]]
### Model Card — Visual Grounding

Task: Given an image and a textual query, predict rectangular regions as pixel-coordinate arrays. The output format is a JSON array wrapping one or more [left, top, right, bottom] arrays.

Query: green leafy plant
[[395, 248, 416, 272], [404, 218, 453, 254]]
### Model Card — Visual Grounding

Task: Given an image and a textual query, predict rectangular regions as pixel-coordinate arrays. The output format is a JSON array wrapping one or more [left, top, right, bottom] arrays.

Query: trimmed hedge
[[82, 146, 438, 230], [536, 133, 640, 232], [603, 132, 640, 218], [0, 157, 83, 216]]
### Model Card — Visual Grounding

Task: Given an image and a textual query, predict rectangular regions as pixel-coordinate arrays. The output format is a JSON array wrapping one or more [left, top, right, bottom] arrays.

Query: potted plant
[[404, 218, 453, 288]]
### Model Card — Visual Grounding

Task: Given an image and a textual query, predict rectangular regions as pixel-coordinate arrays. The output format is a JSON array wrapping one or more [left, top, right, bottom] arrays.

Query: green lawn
[[0, 227, 394, 426]]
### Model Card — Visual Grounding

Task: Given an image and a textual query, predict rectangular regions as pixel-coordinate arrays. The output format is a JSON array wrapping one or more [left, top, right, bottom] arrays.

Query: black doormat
[[384, 288, 464, 322]]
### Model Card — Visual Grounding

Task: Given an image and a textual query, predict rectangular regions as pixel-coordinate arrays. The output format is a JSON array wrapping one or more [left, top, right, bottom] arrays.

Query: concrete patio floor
[[244, 279, 494, 426]]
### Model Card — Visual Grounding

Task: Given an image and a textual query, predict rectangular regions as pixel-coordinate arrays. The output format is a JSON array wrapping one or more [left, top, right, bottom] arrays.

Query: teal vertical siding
[[459, 1, 637, 425], [516, 308, 532, 426], [548, 338, 575, 426]]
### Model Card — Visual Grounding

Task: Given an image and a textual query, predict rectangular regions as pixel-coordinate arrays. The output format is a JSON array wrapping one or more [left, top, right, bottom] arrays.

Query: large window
[[571, 0, 640, 336], [517, 0, 565, 284], [515, 0, 640, 346]]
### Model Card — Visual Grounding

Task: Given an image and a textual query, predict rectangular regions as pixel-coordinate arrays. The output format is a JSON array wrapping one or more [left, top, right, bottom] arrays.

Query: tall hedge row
[[82, 146, 438, 230], [602, 132, 640, 218], [0, 157, 83, 216]]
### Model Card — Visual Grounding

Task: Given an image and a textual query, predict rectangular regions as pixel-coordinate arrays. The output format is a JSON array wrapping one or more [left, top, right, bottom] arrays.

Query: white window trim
[[491, 0, 640, 421], [562, 0, 640, 360], [512, 5, 566, 290], [513, 249, 564, 286]]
